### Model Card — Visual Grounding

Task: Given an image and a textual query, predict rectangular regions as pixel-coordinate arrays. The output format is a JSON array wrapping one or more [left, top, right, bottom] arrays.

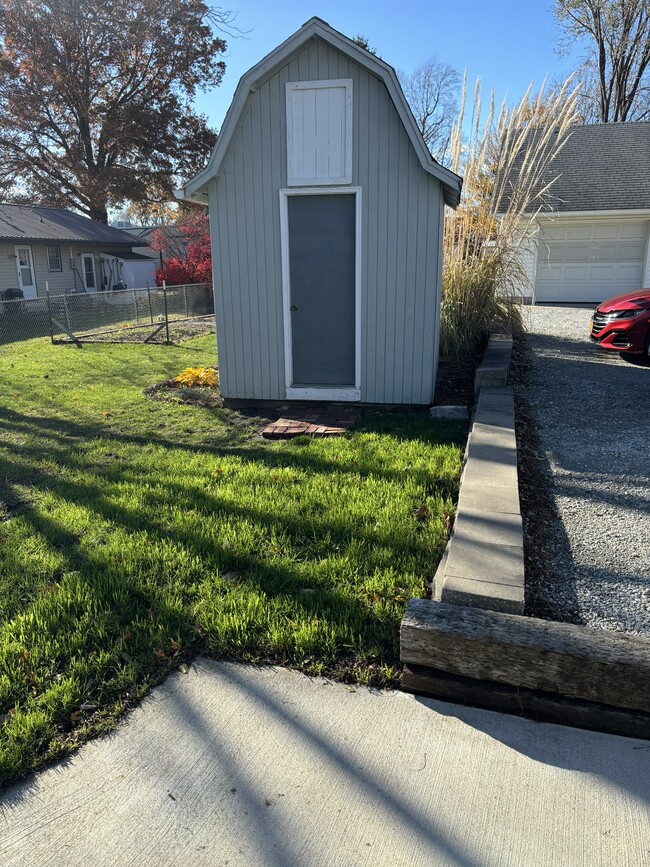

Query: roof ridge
[[178, 17, 462, 207], [0, 202, 89, 215], [0, 202, 143, 242]]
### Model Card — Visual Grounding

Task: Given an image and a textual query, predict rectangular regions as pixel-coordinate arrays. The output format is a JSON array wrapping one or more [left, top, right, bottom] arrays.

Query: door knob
[[290, 304, 298, 312]]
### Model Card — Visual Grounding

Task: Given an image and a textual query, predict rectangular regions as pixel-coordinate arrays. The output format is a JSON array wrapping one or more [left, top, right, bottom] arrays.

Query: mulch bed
[[144, 377, 224, 408], [143, 375, 278, 437], [145, 347, 482, 440], [434, 352, 483, 406]]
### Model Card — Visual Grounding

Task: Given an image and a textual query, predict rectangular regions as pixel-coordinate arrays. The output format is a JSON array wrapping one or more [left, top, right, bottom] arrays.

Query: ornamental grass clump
[[174, 366, 218, 387], [441, 74, 581, 357]]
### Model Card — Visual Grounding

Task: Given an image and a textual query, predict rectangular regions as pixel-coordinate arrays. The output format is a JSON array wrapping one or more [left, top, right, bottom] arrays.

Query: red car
[[589, 289, 650, 356]]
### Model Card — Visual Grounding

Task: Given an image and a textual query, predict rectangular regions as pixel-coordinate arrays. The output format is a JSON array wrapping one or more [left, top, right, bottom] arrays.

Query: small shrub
[[150, 211, 212, 287], [174, 366, 218, 388]]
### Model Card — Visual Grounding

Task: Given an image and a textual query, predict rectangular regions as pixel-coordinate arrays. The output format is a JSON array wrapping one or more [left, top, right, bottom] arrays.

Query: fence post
[[133, 288, 139, 325], [147, 283, 153, 323], [63, 292, 72, 335], [46, 284, 54, 344], [183, 284, 188, 318], [163, 280, 170, 344]]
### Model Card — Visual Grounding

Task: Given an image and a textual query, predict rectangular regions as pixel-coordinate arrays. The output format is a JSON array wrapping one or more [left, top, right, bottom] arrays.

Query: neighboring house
[[515, 122, 650, 303], [109, 223, 163, 286], [176, 16, 461, 405], [0, 204, 156, 300]]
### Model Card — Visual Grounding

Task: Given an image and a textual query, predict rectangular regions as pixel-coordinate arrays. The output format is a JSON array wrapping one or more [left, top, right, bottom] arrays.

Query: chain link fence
[[0, 284, 214, 346]]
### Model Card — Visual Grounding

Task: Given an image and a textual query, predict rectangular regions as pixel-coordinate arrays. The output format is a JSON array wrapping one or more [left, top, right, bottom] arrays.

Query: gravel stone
[[519, 305, 650, 636]]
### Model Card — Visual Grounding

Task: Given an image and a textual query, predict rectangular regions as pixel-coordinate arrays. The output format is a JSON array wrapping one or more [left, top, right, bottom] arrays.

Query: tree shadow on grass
[[0, 402, 465, 786], [0, 404, 464, 491]]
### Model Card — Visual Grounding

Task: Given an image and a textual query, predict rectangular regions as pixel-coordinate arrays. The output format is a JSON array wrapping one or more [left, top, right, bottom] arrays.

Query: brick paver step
[[261, 405, 362, 439]]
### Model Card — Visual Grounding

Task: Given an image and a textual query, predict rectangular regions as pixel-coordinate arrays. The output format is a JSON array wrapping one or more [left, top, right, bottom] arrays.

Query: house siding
[[0, 243, 138, 296], [0, 243, 18, 292], [211, 37, 443, 404]]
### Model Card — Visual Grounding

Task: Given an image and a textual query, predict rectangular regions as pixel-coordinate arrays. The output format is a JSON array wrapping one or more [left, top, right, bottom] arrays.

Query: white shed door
[[286, 79, 352, 186], [535, 220, 648, 303]]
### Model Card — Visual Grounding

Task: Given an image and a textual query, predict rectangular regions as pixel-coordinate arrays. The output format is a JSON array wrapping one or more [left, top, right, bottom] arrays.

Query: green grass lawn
[[0, 334, 464, 786]]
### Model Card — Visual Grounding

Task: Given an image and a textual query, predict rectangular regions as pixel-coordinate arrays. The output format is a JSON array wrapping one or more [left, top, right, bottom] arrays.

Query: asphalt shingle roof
[[506, 121, 650, 213], [0, 204, 138, 244]]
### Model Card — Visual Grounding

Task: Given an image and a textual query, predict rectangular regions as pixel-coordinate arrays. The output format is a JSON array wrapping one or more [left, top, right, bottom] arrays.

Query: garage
[[535, 219, 649, 303], [509, 123, 650, 304]]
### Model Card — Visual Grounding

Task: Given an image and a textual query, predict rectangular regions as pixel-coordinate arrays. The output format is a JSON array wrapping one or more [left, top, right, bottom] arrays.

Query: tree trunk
[[89, 205, 109, 224]]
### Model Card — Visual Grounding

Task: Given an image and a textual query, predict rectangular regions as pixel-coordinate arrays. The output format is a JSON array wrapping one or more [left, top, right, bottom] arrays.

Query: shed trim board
[[177, 17, 461, 207], [279, 186, 362, 401]]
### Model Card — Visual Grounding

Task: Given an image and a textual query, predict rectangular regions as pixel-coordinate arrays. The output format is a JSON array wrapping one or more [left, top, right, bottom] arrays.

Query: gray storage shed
[[178, 17, 462, 404]]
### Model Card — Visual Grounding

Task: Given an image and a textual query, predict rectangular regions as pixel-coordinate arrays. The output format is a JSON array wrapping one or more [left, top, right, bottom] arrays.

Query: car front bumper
[[589, 317, 648, 353]]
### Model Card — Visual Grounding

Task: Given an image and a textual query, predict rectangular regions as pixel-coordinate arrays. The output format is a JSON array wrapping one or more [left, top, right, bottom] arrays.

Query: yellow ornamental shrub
[[174, 366, 219, 388]]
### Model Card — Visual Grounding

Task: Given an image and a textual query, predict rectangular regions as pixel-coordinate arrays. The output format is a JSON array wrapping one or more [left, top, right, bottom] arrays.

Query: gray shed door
[[288, 194, 356, 386]]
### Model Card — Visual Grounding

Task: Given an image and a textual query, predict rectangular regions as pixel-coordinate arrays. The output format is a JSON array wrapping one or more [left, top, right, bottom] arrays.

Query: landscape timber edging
[[404, 331, 650, 738], [401, 599, 650, 740]]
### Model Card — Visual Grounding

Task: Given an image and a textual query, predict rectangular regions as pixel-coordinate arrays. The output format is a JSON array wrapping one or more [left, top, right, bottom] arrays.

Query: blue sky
[[195, 1, 584, 130]]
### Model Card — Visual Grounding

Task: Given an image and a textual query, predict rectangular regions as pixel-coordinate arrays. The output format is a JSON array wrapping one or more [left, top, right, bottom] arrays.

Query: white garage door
[[535, 220, 649, 303]]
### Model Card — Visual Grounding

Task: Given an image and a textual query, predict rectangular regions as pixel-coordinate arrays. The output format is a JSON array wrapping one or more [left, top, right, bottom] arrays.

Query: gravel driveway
[[519, 305, 649, 636]]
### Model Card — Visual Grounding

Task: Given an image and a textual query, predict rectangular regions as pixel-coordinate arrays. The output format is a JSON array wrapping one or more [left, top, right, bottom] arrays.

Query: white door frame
[[14, 244, 37, 299], [279, 186, 362, 401], [81, 253, 97, 292]]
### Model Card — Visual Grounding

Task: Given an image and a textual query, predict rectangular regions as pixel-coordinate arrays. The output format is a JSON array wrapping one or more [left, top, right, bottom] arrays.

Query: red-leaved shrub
[[150, 210, 212, 286]]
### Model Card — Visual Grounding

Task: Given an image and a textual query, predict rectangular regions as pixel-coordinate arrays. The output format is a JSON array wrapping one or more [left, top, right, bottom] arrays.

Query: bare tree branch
[[398, 58, 460, 166], [554, 0, 650, 122]]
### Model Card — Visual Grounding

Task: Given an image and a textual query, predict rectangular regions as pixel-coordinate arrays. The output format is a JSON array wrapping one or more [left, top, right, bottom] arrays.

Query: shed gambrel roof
[[514, 122, 650, 214], [0, 204, 138, 244], [179, 17, 462, 207]]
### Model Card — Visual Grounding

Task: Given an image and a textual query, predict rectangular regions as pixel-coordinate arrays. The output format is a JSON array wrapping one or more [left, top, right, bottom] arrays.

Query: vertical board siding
[[211, 178, 234, 396], [250, 84, 272, 397], [240, 107, 262, 394], [432, 195, 446, 390], [213, 37, 442, 403]]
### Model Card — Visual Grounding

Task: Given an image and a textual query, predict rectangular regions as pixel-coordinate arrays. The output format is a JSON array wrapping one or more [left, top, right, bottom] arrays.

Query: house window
[[286, 79, 353, 186], [47, 245, 62, 271]]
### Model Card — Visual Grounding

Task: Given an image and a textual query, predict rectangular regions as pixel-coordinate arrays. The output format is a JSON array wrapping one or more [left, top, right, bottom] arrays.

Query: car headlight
[[609, 309, 644, 320]]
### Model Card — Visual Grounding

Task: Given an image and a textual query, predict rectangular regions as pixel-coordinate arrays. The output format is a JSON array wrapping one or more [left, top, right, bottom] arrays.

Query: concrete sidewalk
[[1, 661, 648, 867]]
